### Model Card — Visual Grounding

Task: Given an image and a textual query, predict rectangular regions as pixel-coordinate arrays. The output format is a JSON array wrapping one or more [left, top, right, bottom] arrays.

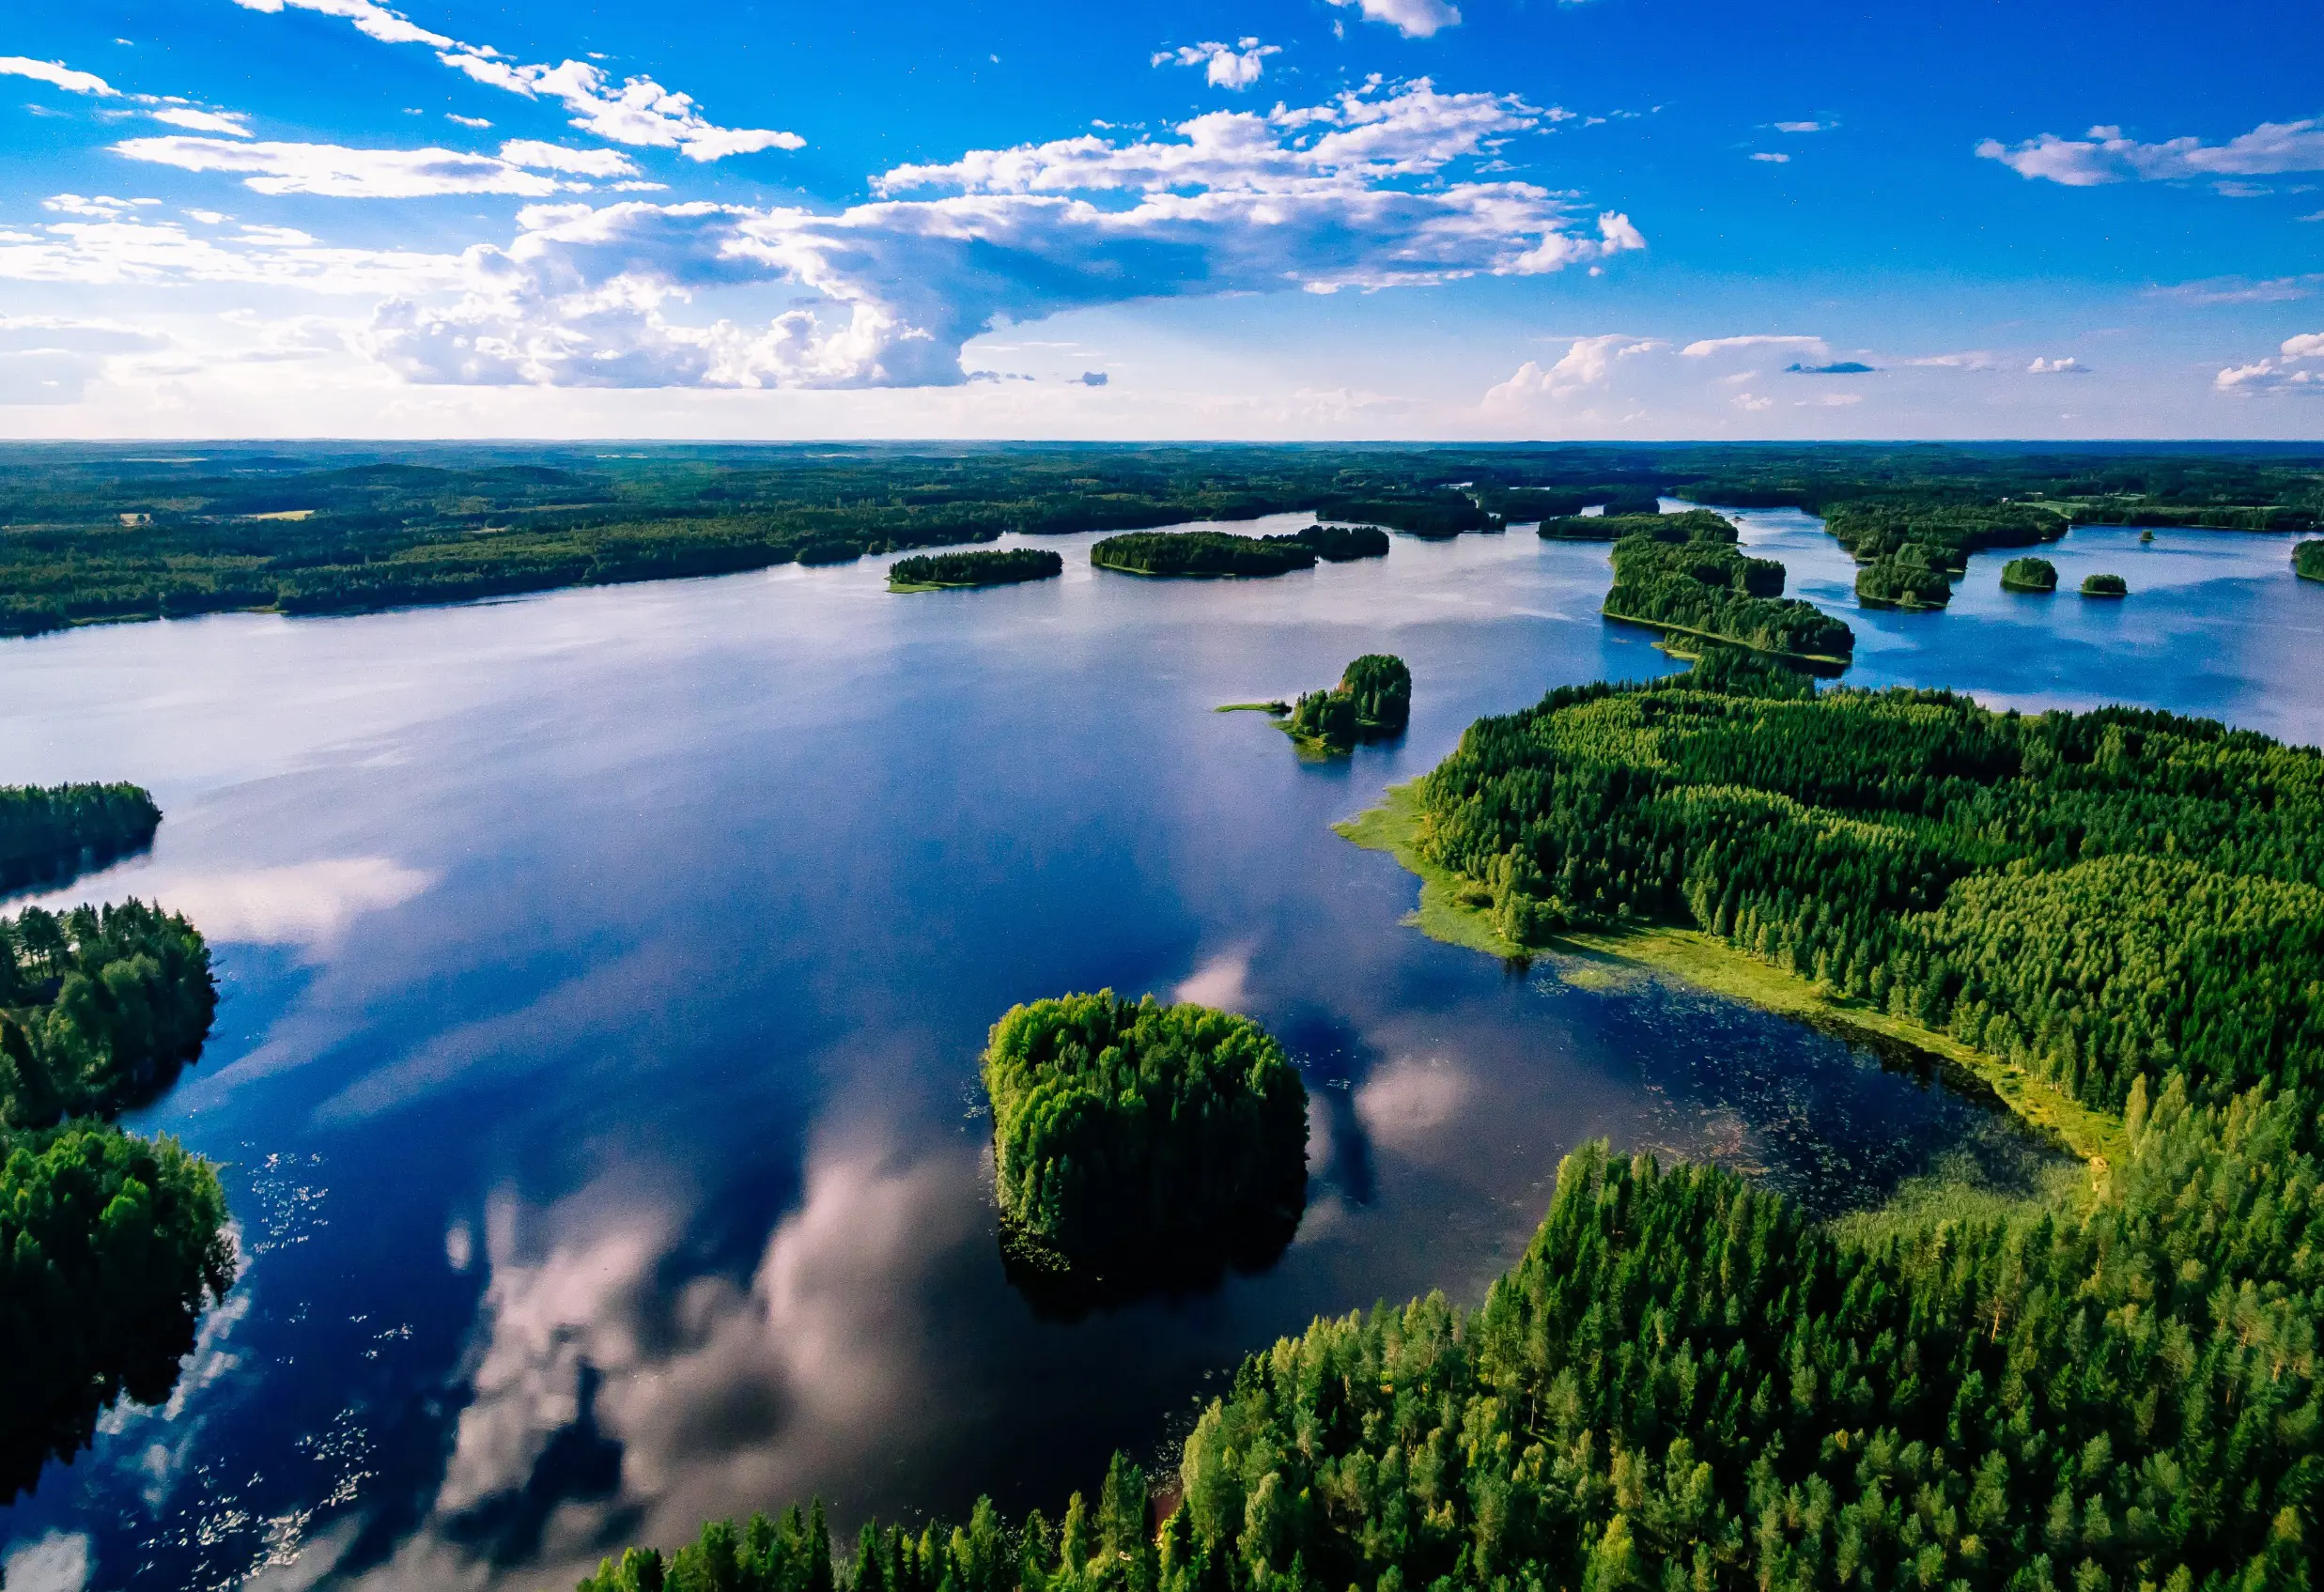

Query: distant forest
[[2, 442, 2317, 633]]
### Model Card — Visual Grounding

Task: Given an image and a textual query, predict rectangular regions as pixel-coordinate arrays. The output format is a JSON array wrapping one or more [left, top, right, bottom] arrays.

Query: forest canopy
[[2298, 539, 2324, 580], [1292, 524, 1392, 562], [981, 992, 1308, 1270], [889, 548, 1064, 591]]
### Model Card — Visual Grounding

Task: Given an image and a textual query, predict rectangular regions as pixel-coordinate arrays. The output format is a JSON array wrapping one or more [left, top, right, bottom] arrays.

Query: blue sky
[[0, 0, 2317, 438]]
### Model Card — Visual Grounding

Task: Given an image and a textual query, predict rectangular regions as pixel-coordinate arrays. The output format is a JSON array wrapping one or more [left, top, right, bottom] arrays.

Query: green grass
[[1215, 701, 1289, 714], [1336, 781, 2129, 1171]]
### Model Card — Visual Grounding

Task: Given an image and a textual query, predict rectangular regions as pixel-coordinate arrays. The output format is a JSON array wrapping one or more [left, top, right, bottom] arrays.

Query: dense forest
[[1600, 515, 1853, 663], [2080, 574, 2129, 597], [2000, 557, 2057, 594], [1853, 545, 1957, 610], [1287, 656, 1414, 753], [0, 895, 229, 1496], [981, 993, 1308, 1271], [1536, 508, 1671, 542], [1092, 533, 1318, 579], [2298, 540, 2324, 580], [7, 442, 2313, 633], [0, 781, 160, 891], [889, 548, 1065, 591], [1294, 524, 1392, 562]]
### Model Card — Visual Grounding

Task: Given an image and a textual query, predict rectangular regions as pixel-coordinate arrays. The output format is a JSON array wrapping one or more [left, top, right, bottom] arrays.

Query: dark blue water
[[3, 510, 2313, 1591]]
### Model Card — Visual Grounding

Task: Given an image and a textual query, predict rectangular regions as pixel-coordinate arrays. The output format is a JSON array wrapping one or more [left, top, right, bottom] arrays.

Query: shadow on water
[[997, 1203, 1306, 1323]]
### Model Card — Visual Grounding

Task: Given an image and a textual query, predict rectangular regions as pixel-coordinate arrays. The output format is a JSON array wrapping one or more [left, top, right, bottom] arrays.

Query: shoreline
[[1335, 781, 2126, 1171], [1599, 607, 1852, 672]]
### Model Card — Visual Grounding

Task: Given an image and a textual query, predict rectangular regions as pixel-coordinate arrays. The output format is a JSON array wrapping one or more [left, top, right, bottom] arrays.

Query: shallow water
[[2, 509, 2314, 1591]]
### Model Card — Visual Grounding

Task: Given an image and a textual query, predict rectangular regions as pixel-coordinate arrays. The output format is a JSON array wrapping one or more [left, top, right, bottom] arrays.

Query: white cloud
[[2215, 331, 2324, 396], [2026, 355, 2087, 375], [1483, 332, 1662, 405], [1977, 117, 2324, 186], [1773, 119, 1832, 133], [446, 113, 492, 129], [115, 135, 579, 197], [1328, 0, 1462, 39], [42, 193, 163, 218], [227, 0, 802, 160], [1681, 333, 1825, 358], [0, 56, 119, 97], [0, 214, 472, 294], [1796, 392, 1862, 406], [147, 106, 253, 136], [1154, 39, 1280, 90], [1903, 349, 2002, 370], [0, 314, 169, 353], [2147, 273, 2323, 305], [1749, 152, 1789, 162], [23, 857, 432, 950], [362, 80, 1643, 391], [1732, 391, 1774, 411], [498, 139, 640, 178]]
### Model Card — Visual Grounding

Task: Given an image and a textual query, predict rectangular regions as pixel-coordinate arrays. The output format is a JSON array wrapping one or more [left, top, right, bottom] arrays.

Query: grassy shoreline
[[1335, 781, 2126, 1170], [1600, 607, 1851, 671]]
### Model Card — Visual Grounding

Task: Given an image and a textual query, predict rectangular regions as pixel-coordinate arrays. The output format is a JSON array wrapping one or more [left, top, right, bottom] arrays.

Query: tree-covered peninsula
[[1601, 515, 1853, 664], [1092, 532, 1318, 579], [981, 992, 1308, 1273], [0, 781, 161, 892], [2298, 539, 2324, 581], [2080, 573, 2129, 597], [889, 548, 1064, 591], [1286, 656, 1412, 754], [1, 896, 231, 1497], [2000, 556, 2058, 593]]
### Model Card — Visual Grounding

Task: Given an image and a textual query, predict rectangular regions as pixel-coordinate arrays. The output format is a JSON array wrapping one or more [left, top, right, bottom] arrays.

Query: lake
[[1, 510, 2315, 1591]]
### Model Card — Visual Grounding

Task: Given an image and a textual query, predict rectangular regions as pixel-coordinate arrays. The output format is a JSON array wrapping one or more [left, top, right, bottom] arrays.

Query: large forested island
[[981, 992, 1308, 1272], [596, 651, 2324, 1592], [1091, 531, 1318, 579], [1, 882, 229, 1497], [889, 547, 1064, 591], [1601, 513, 1854, 664]]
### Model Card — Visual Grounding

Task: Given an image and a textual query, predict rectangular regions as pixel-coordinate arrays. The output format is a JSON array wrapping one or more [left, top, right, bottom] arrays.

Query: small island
[[982, 991, 1308, 1276], [2000, 555, 2059, 593], [1090, 531, 1317, 578], [2081, 572, 2130, 597], [888, 547, 1064, 592], [2297, 539, 2323, 582], [1853, 542, 1956, 609], [1601, 515, 1853, 665], [1291, 523, 1390, 562], [1284, 654, 1411, 753]]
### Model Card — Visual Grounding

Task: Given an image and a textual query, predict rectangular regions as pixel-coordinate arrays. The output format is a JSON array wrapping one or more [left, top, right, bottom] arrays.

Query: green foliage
[[0, 781, 159, 890], [0, 1123, 233, 1499], [1541, 509, 1728, 544], [1092, 533, 1318, 579], [2000, 557, 2058, 593], [890, 548, 1065, 589], [1293, 524, 1391, 562], [1311, 492, 1495, 537], [1821, 501, 2066, 568], [1853, 556, 1954, 610], [1488, 487, 1663, 521], [2296, 540, 2324, 581], [2080, 573, 2129, 597], [982, 992, 1308, 1266], [1602, 517, 1852, 662], [1289, 657, 1412, 752]]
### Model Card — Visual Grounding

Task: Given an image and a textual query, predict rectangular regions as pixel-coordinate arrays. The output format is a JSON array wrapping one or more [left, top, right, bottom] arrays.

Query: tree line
[[982, 992, 1309, 1272], [0, 781, 160, 891]]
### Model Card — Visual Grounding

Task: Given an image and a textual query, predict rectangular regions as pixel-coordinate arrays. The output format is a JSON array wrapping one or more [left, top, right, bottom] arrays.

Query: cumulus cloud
[[1328, 0, 1463, 39], [1154, 39, 1279, 90], [2026, 355, 2087, 375], [226, 0, 802, 160], [0, 56, 119, 96], [1732, 391, 1774, 411], [2216, 331, 2324, 396], [147, 106, 253, 135], [1977, 117, 2324, 187], [1483, 332, 1662, 405], [362, 79, 1644, 391]]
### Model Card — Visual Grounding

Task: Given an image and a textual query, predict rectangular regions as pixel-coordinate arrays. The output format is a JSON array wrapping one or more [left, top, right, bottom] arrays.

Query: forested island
[[1091, 532, 1317, 579], [2080, 572, 2130, 597], [2, 893, 229, 1497], [981, 992, 1308, 1275], [1283, 655, 1413, 754], [1293, 523, 1391, 562], [594, 650, 2324, 1592], [2298, 539, 2324, 580], [1, 442, 2318, 632], [0, 781, 161, 891], [888, 548, 1064, 592], [2000, 556, 2058, 593], [1600, 514, 1853, 664]]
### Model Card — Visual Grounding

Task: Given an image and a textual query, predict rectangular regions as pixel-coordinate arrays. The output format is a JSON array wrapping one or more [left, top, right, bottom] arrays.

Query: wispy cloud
[[1772, 119, 1833, 133], [1749, 151, 1789, 163], [147, 106, 253, 136], [225, 0, 803, 160], [1681, 333, 1825, 357], [114, 135, 601, 197], [2216, 331, 2324, 396], [1977, 117, 2324, 187], [0, 55, 119, 97], [2148, 273, 2324, 305], [1327, 0, 1463, 39], [1153, 39, 1279, 90], [2026, 355, 2088, 375]]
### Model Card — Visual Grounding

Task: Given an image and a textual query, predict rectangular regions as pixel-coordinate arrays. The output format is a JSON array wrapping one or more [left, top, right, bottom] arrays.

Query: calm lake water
[[2, 510, 2316, 1592]]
